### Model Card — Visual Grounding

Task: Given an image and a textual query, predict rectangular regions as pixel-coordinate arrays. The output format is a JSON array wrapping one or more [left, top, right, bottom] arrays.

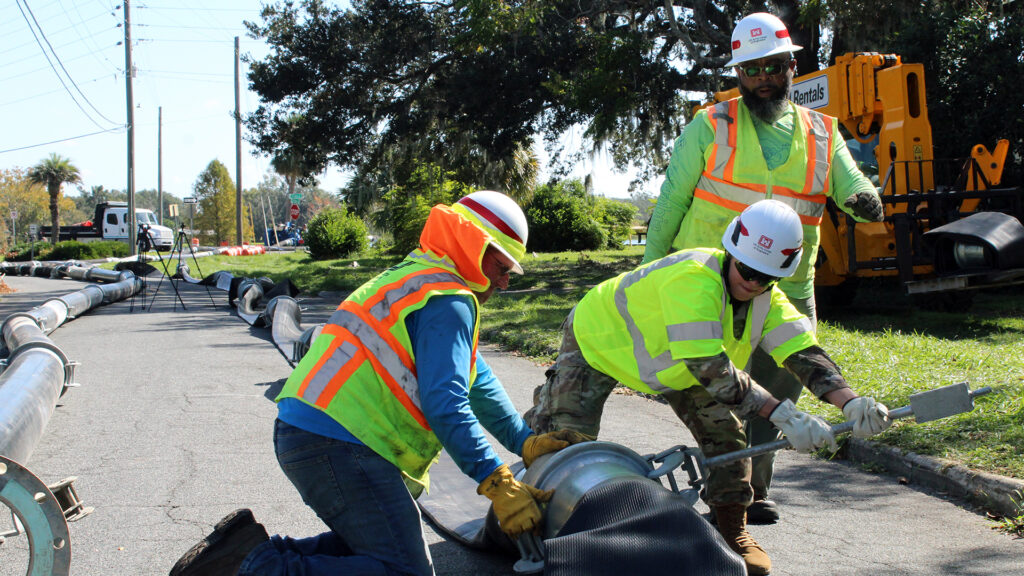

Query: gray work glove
[[768, 400, 838, 453], [842, 396, 892, 438], [843, 191, 885, 222]]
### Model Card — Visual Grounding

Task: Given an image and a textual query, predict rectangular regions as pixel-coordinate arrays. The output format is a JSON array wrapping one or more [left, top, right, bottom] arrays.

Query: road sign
[[289, 204, 300, 220], [183, 197, 198, 204], [288, 193, 303, 202], [9, 210, 16, 219]]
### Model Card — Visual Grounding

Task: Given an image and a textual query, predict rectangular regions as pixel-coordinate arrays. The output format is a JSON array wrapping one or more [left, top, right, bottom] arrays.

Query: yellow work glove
[[521, 429, 592, 467], [477, 464, 554, 537]]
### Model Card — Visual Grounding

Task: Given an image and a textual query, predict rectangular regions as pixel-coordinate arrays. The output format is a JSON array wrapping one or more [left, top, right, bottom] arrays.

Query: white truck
[[38, 201, 174, 251]]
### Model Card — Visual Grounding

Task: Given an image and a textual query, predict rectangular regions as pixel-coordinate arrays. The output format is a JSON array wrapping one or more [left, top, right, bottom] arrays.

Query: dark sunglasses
[[735, 260, 780, 287], [739, 59, 791, 78]]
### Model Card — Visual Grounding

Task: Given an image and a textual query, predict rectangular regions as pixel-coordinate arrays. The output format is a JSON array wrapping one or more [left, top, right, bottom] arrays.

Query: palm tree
[[28, 153, 82, 244]]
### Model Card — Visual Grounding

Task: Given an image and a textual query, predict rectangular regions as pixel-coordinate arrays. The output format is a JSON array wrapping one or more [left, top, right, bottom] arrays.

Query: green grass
[[991, 490, 1024, 536], [145, 246, 1024, 480], [799, 281, 1024, 480]]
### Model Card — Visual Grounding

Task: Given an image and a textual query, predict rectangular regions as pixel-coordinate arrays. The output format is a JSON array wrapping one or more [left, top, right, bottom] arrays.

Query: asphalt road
[[0, 273, 1020, 576]]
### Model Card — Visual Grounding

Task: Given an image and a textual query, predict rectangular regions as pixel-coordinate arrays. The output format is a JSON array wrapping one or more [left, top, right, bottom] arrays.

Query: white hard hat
[[452, 190, 529, 274], [721, 199, 804, 278], [726, 12, 802, 67]]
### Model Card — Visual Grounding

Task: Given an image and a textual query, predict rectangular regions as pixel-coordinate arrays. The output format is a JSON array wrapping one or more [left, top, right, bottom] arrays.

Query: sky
[[0, 0, 644, 202]]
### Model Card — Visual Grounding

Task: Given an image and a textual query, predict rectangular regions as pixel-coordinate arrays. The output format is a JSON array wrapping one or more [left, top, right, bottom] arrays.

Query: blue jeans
[[238, 420, 434, 576]]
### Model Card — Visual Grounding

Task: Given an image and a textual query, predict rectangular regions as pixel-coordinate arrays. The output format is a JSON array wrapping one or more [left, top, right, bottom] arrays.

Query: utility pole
[[124, 0, 137, 254], [158, 106, 163, 225], [234, 36, 243, 246]]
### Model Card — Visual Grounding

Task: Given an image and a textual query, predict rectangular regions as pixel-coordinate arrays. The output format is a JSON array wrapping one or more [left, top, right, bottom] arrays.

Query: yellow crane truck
[[705, 52, 1024, 311]]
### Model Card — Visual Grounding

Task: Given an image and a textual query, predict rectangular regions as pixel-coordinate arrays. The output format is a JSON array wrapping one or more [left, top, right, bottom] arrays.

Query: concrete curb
[[845, 438, 1024, 518]]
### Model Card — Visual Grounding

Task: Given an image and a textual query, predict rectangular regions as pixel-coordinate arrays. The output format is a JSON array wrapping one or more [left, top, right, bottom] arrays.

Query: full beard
[[739, 75, 792, 123]]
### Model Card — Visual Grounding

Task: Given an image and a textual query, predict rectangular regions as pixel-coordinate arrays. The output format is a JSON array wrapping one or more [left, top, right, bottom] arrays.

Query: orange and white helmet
[[452, 190, 529, 274], [722, 199, 804, 278], [726, 12, 802, 67]]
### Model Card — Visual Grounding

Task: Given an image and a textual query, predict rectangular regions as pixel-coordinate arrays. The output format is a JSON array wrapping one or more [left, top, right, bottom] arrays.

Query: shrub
[[91, 240, 132, 258], [5, 241, 54, 261], [381, 194, 433, 256], [372, 165, 468, 255], [48, 241, 100, 260], [42, 240, 131, 261], [595, 197, 639, 249], [306, 208, 369, 260], [525, 179, 607, 252]]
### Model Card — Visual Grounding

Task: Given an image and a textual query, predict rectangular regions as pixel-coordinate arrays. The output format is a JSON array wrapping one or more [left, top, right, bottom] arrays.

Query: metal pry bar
[[703, 382, 992, 470]]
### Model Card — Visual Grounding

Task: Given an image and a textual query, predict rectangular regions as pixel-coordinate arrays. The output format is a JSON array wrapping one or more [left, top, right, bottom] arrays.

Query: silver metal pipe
[[265, 296, 312, 364], [0, 347, 67, 464], [25, 299, 68, 334], [86, 267, 130, 283], [60, 286, 106, 317], [2, 314, 48, 355], [0, 269, 140, 463], [236, 279, 265, 325], [95, 276, 142, 302]]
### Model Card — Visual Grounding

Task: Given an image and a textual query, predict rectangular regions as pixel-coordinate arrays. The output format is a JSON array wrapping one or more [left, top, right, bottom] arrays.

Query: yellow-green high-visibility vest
[[671, 99, 835, 296], [573, 248, 816, 395], [277, 257, 480, 493]]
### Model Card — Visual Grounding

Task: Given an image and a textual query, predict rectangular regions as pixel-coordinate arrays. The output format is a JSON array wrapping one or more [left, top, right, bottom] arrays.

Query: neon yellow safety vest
[[671, 99, 835, 297], [276, 257, 480, 494], [573, 248, 816, 395]]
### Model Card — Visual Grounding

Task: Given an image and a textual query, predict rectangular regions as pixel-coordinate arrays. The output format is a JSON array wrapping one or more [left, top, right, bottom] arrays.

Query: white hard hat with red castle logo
[[721, 199, 804, 278], [726, 12, 803, 67]]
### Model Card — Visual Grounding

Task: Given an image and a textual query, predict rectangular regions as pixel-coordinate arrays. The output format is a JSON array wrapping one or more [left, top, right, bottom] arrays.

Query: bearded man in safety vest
[[171, 191, 587, 576], [526, 200, 892, 576], [642, 12, 887, 525]]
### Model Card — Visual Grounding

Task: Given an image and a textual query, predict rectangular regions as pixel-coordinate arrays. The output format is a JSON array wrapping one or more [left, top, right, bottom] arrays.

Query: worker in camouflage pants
[[524, 200, 892, 576], [525, 307, 753, 508]]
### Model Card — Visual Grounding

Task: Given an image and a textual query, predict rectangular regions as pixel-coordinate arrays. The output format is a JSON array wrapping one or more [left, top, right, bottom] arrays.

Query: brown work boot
[[712, 504, 771, 575], [169, 509, 269, 576]]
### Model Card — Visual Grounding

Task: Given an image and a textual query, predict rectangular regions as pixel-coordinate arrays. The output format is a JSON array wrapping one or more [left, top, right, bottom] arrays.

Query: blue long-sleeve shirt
[[278, 294, 532, 483]]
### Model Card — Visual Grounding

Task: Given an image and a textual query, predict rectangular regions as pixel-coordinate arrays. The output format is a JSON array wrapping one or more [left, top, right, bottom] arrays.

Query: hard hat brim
[[489, 241, 524, 275], [726, 44, 802, 67]]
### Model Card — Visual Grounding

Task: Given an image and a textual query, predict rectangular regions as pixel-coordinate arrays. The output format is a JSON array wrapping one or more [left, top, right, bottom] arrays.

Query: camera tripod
[[149, 224, 217, 311], [128, 224, 185, 312]]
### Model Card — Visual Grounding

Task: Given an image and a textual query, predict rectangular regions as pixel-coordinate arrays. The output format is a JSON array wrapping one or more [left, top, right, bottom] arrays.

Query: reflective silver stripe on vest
[[407, 251, 456, 270], [614, 251, 722, 392], [769, 191, 826, 220], [666, 321, 723, 342], [806, 110, 831, 195], [301, 339, 360, 404], [323, 308, 422, 410], [760, 315, 814, 358], [366, 271, 466, 322], [696, 176, 765, 207], [696, 176, 826, 221], [709, 102, 734, 179], [743, 292, 773, 371]]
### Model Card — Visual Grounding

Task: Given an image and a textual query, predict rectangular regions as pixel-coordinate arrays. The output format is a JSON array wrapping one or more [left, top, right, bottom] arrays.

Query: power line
[[16, 0, 121, 128], [0, 126, 126, 155], [0, 73, 118, 109], [138, 23, 245, 31], [138, 5, 258, 12], [0, 9, 116, 59], [60, 0, 122, 74]]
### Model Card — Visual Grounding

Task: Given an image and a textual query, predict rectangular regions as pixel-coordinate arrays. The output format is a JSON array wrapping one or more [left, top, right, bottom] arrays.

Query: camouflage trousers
[[747, 293, 816, 499], [523, 308, 753, 507]]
